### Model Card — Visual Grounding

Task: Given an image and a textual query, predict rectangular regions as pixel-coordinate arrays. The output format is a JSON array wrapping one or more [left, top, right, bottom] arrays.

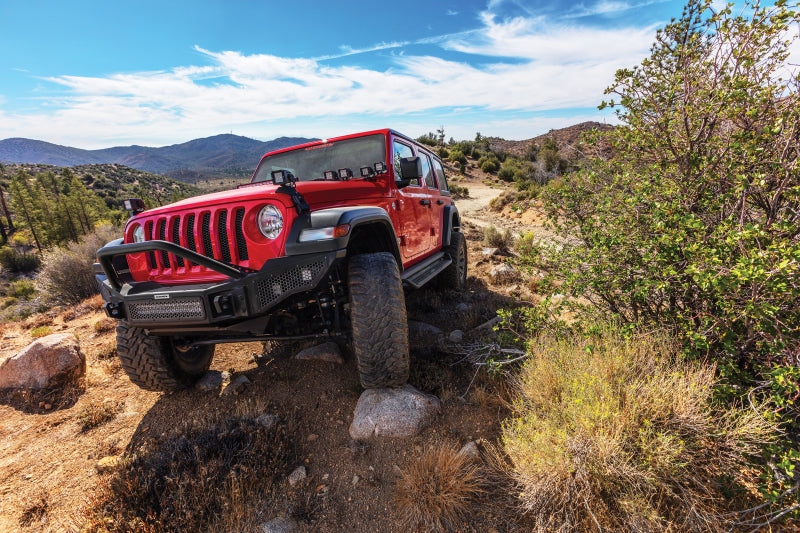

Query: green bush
[[480, 158, 499, 173], [526, 0, 800, 518], [448, 183, 469, 199], [0, 247, 40, 273], [483, 225, 514, 252], [501, 326, 770, 532], [448, 149, 467, 166], [36, 224, 120, 304], [8, 280, 35, 300]]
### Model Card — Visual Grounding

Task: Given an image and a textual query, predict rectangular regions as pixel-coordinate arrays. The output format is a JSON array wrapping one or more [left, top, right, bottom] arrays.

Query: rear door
[[419, 151, 442, 249], [392, 138, 432, 260]]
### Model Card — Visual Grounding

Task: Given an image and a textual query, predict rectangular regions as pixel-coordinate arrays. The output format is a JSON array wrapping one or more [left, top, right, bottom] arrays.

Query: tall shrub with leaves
[[536, 0, 799, 365], [527, 1, 800, 516]]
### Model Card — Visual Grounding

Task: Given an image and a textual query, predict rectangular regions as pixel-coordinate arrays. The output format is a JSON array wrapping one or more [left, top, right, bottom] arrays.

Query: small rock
[[490, 263, 518, 281], [458, 441, 480, 461], [449, 330, 465, 343], [352, 475, 360, 486], [255, 414, 278, 429], [482, 247, 500, 256], [95, 456, 122, 473], [0, 333, 85, 390], [408, 320, 443, 337], [195, 370, 224, 391], [295, 342, 343, 364], [221, 370, 231, 382], [455, 303, 470, 313], [475, 316, 502, 330], [307, 434, 319, 442], [349, 384, 441, 439], [288, 466, 307, 487], [44, 403, 51, 410], [260, 514, 298, 533], [221, 375, 250, 396]]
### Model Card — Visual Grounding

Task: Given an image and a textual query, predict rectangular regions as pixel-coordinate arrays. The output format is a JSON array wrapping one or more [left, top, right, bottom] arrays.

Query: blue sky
[[0, 0, 766, 148]]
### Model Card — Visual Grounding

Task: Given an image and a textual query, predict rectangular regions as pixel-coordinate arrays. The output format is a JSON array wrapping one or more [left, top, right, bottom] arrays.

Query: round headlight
[[132, 224, 145, 243], [257, 205, 283, 239]]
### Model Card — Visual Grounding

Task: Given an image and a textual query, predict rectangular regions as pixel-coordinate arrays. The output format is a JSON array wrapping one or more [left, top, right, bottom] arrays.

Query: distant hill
[[1, 162, 201, 209], [486, 121, 614, 158], [0, 134, 317, 182]]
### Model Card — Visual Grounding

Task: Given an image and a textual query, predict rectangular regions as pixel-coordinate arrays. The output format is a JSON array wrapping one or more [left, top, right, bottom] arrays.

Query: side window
[[433, 159, 449, 193], [421, 153, 437, 189], [393, 140, 415, 184]]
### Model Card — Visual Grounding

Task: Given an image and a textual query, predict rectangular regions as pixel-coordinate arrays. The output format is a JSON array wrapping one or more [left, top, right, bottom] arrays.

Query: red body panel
[[122, 129, 453, 284]]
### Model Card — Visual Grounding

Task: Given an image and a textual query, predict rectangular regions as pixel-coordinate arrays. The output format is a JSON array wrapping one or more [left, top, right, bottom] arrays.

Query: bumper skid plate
[[96, 240, 339, 328]]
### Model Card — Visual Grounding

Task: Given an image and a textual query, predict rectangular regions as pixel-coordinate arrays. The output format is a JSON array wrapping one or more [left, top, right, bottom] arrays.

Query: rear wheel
[[439, 231, 467, 290], [348, 252, 410, 389], [116, 321, 214, 391]]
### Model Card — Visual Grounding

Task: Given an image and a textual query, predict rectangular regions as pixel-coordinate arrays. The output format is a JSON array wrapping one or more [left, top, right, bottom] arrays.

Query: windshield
[[252, 134, 386, 183]]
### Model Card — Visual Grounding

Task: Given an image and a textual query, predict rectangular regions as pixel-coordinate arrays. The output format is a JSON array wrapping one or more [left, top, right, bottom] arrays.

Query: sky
[[0, 0, 794, 149]]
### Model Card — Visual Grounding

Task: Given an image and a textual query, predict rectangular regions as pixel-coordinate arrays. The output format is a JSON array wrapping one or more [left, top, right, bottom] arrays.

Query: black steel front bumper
[[95, 239, 343, 330]]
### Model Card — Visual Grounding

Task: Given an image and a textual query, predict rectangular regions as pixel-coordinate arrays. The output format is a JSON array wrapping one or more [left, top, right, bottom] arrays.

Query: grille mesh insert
[[218, 210, 231, 263], [158, 220, 170, 268], [201, 213, 213, 258], [128, 297, 205, 321], [255, 260, 326, 310], [171, 219, 185, 267], [235, 208, 248, 260]]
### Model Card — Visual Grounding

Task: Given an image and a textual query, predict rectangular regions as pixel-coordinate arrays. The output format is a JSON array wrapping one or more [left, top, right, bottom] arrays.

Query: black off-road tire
[[348, 252, 410, 389], [116, 321, 214, 391], [439, 230, 467, 290]]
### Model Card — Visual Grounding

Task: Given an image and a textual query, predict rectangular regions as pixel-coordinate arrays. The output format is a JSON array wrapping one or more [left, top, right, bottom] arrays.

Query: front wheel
[[116, 322, 214, 391], [348, 252, 410, 389]]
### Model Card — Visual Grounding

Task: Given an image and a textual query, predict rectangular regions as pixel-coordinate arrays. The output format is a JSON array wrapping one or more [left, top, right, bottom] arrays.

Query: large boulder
[[349, 384, 440, 439], [0, 333, 85, 389]]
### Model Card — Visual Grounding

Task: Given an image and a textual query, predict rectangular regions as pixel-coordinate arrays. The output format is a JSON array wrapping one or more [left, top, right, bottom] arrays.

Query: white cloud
[[0, 7, 661, 148]]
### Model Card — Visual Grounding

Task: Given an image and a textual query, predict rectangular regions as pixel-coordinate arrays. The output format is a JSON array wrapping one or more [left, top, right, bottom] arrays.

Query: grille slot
[[145, 221, 156, 269], [158, 220, 170, 268], [218, 210, 231, 263], [171, 218, 185, 267], [255, 260, 326, 310], [235, 208, 248, 260], [202, 213, 213, 258], [128, 297, 205, 321]]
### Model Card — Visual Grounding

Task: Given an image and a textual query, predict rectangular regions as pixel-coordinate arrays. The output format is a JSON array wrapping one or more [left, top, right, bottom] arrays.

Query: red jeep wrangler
[[95, 129, 466, 391]]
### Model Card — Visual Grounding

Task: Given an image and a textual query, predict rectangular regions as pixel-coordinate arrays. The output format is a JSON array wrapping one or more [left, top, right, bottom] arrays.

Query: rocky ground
[[0, 172, 547, 532]]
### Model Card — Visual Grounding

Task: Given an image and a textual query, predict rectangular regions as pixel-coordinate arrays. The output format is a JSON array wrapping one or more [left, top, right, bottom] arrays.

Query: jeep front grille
[[142, 207, 250, 274], [128, 297, 206, 321], [255, 260, 327, 310]]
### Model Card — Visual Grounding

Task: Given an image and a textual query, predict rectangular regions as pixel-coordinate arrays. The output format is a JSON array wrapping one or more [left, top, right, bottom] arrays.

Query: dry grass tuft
[[30, 325, 53, 338], [499, 327, 771, 532], [483, 225, 515, 252], [395, 443, 485, 530], [80, 414, 293, 532], [77, 399, 120, 431], [93, 318, 116, 333]]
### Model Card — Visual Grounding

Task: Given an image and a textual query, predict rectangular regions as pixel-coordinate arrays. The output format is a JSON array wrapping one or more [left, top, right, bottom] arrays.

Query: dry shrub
[[36, 224, 120, 304], [77, 399, 120, 431], [396, 443, 485, 530], [19, 488, 49, 527], [80, 415, 293, 532], [93, 318, 115, 333], [500, 327, 771, 532], [483, 225, 515, 252]]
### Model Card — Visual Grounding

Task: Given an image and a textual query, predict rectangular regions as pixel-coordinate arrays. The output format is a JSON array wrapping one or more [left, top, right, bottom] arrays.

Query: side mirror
[[399, 157, 422, 179]]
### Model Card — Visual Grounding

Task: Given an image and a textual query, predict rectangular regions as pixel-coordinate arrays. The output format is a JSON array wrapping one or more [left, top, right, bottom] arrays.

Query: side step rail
[[401, 252, 451, 289]]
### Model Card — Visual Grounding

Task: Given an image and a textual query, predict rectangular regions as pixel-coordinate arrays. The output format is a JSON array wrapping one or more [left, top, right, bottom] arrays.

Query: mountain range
[[0, 134, 317, 180]]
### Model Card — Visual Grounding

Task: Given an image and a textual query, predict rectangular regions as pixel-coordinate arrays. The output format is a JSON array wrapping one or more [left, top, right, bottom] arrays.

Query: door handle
[[420, 199, 431, 206]]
